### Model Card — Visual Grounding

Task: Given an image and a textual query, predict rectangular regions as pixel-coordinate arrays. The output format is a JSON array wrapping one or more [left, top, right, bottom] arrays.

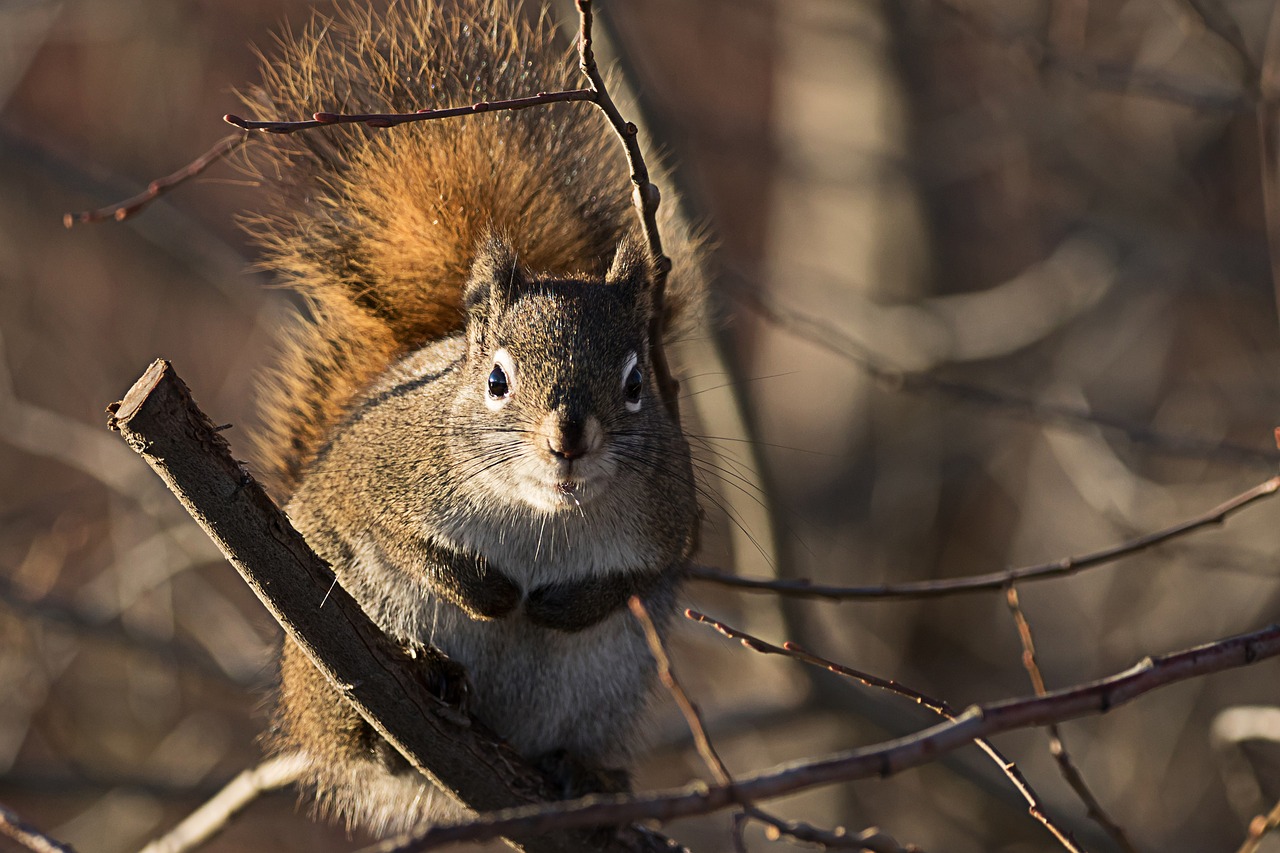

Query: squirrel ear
[[605, 237, 653, 293], [464, 235, 525, 315]]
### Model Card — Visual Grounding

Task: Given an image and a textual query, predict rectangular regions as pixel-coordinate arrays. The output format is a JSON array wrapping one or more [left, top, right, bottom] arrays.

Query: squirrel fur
[[242, 0, 705, 835]]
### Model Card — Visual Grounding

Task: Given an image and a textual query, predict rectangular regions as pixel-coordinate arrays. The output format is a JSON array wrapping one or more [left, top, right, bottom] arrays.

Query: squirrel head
[[456, 235, 673, 513]]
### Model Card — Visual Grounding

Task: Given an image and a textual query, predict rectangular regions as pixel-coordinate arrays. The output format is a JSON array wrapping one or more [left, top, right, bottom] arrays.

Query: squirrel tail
[[241, 0, 706, 495]]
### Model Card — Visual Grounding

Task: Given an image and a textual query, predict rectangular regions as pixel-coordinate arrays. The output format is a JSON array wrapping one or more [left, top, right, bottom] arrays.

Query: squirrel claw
[[405, 642, 473, 711]]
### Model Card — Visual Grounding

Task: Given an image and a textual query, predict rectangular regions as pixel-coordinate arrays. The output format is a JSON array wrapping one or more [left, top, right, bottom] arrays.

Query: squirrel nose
[[547, 418, 587, 460]]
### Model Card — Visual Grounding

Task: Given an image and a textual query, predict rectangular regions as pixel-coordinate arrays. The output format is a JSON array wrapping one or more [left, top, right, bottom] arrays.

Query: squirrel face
[[456, 237, 667, 513]]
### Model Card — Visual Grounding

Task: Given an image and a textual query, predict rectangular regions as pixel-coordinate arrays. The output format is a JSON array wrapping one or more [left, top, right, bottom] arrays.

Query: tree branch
[[630, 599, 916, 852], [572, 0, 679, 419], [0, 804, 78, 853], [135, 753, 308, 853], [222, 90, 596, 133], [63, 134, 249, 227], [1005, 587, 1137, 852], [1237, 797, 1280, 853], [689, 474, 1280, 599]]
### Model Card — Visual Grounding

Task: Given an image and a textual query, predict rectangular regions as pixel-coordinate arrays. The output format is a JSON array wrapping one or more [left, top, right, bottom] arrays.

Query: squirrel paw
[[364, 644, 472, 773], [525, 579, 617, 633], [466, 568, 521, 620], [428, 542, 521, 620], [533, 749, 632, 799], [407, 643, 473, 711]]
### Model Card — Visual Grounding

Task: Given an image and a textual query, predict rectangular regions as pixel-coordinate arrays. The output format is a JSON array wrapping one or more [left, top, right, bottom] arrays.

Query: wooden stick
[[0, 804, 79, 853], [690, 475, 1280, 600], [63, 134, 248, 227], [135, 753, 308, 853]]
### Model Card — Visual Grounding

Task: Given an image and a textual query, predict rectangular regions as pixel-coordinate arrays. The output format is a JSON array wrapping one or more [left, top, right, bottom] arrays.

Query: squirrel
[[241, 0, 705, 836]]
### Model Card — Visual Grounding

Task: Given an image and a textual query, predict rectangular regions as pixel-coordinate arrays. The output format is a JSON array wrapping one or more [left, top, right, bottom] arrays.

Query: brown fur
[[243, 0, 707, 832], [243, 0, 702, 496]]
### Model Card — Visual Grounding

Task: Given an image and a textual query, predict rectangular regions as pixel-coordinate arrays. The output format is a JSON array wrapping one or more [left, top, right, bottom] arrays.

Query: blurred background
[[4, 0, 1280, 850]]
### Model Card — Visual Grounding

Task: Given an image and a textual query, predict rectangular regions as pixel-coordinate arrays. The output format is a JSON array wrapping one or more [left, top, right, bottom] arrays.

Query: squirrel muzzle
[[540, 411, 603, 463]]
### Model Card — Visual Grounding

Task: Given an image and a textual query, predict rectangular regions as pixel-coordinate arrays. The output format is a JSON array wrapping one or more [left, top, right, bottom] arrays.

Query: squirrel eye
[[487, 364, 509, 399], [621, 351, 643, 412], [485, 347, 516, 410]]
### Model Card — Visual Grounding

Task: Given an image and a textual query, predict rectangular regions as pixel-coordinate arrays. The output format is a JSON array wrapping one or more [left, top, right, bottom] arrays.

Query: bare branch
[[1005, 587, 1137, 852], [371, 618, 1280, 847], [135, 753, 308, 853], [685, 610, 1082, 853], [689, 475, 1280, 600], [1237, 798, 1280, 853], [632, 599, 911, 851], [572, 0, 679, 419], [63, 134, 249, 227], [0, 804, 78, 853], [223, 89, 595, 133], [66, 90, 592, 229], [629, 597, 731, 787]]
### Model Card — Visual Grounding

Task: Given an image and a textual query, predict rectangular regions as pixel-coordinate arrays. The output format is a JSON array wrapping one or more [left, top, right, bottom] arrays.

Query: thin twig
[[628, 597, 731, 787], [685, 610, 1083, 853], [629, 597, 748, 848], [0, 804, 78, 853], [1005, 587, 1138, 852], [1237, 797, 1280, 853], [223, 89, 595, 133], [367, 618, 1280, 849], [689, 475, 1280, 600], [63, 134, 249, 227], [573, 0, 679, 419], [629, 599, 912, 852], [135, 752, 309, 853]]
